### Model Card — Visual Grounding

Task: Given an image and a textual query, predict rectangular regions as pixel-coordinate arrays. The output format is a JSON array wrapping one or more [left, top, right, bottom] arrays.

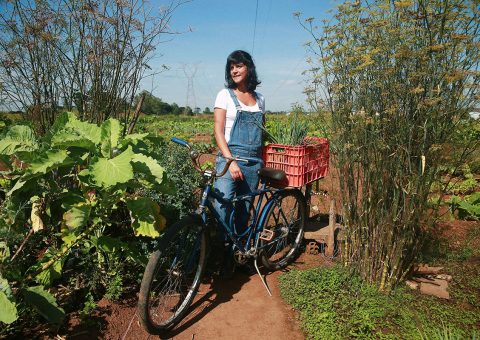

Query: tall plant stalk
[[298, 0, 480, 289], [0, 0, 187, 134]]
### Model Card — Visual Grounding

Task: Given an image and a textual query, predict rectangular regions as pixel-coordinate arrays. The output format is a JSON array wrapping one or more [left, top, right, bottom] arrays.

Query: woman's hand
[[229, 161, 244, 181]]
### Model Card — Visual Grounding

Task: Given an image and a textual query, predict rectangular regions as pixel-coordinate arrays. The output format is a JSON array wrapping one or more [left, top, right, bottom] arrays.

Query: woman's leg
[[234, 162, 261, 233]]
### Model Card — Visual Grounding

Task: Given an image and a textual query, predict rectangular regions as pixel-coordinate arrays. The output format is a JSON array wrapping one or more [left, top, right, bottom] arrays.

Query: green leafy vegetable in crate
[[264, 105, 309, 145]]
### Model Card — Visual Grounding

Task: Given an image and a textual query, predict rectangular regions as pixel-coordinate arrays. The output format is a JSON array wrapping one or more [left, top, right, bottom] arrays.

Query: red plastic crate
[[263, 137, 329, 187]]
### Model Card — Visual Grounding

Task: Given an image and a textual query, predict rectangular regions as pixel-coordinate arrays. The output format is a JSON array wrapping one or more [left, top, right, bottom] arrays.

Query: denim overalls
[[214, 89, 263, 236]]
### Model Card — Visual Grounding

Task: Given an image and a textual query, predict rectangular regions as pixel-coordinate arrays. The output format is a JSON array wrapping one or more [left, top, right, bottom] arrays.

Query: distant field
[[136, 113, 328, 144]]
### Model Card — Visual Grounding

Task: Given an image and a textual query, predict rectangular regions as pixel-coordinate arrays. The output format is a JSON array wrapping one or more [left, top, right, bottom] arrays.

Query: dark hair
[[225, 50, 261, 91]]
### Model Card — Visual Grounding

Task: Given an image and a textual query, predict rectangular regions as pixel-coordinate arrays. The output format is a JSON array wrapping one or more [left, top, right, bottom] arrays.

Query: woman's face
[[230, 63, 248, 86]]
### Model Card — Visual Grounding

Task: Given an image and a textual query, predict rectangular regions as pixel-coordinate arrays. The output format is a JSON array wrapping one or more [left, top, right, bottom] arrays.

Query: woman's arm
[[214, 107, 244, 181]]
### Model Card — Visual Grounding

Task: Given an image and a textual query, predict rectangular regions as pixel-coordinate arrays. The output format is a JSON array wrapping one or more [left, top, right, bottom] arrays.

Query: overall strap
[[227, 89, 243, 111], [253, 91, 263, 112]]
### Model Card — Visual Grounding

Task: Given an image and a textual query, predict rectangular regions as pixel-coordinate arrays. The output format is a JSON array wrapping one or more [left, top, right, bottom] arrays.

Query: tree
[[135, 91, 171, 115], [203, 106, 212, 114], [298, 0, 480, 290], [0, 0, 188, 134], [170, 103, 182, 115], [183, 106, 193, 115]]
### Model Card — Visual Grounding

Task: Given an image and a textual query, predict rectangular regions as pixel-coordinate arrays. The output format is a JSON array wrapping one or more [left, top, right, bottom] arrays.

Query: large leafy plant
[[0, 112, 171, 326]]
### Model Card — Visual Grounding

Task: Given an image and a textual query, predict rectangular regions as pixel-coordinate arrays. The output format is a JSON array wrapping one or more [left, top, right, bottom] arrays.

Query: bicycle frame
[[170, 137, 295, 257], [197, 177, 287, 256]]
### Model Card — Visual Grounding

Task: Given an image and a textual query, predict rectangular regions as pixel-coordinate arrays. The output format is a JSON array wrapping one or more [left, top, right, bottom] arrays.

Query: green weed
[[279, 265, 480, 339]]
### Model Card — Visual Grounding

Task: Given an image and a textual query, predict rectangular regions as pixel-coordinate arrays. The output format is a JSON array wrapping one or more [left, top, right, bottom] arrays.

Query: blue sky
[[145, 0, 338, 112]]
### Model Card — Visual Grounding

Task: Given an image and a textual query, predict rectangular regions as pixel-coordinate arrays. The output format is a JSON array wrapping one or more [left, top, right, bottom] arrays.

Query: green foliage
[[265, 105, 309, 145], [279, 266, 480, 339], [0, 277, 17, 324], [0, 125, 38, 155], [0, 112, 171, 325], [79, 292, 97, 320], [449, 193, 480, 220], [144, 142, 202, 220], [22, 286, 65, 325], [137, 114, 214, 141], [135, 91, 174, 115]]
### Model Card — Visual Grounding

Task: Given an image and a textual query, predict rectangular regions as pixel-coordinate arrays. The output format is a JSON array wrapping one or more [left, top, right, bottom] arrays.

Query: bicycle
[[137, 137, 307, 335]]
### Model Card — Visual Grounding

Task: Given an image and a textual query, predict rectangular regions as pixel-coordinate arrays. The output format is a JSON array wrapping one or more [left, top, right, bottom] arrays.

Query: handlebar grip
[[171, 137, 189, 147]]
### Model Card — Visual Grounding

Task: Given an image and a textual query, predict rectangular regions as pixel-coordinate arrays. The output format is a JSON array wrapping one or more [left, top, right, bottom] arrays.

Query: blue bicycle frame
[[197, 173, 286, 255]]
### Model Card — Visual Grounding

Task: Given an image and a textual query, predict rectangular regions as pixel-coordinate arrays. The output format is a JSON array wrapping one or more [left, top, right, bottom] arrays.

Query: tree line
[[135, 90, 212, 115]]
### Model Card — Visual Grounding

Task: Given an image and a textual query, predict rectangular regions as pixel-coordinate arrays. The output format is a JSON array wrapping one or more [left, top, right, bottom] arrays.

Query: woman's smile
[[230, 63, 247, 84]]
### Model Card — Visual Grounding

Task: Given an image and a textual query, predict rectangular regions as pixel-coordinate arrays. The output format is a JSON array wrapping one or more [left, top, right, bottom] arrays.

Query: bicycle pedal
[[259, 229, 274, 241]]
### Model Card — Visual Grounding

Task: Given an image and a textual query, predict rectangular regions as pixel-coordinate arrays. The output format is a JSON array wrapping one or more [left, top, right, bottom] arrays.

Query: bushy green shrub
[[0, 112, 171, 326]]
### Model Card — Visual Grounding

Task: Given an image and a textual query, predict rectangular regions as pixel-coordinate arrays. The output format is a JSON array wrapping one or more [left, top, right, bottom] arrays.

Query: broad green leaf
[[0, 277, 17, 324], [66, 116, 102, 145], [6, 176, 40, 197], [34, 249, 64, 287], [457, 200, 480, 219], [50, 112, 101, 147], [61, 203, 91, 245], [156, 175, 177, 195], [35, 258, 63, 287], [0, 292, 17, 324], [90, 146, 134, 187], [0, 125, 38, 155], [100, 119, 122, 158], [122, 133, 149, 144], [131, 153, 164, 184], [124, 242, 148, 265], [6, 179, 26, 196], [48, 112, 74, 136], [467, 192, 480, 205], [93, 235, 124, 253], [51, 132, 96, 151], [27, 150, 71, 175], [23, 286, 65, 324], [126, 197, 166, 238]]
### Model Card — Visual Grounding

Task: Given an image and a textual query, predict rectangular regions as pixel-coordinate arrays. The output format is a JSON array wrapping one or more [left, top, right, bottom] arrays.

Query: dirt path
[[67, 253, 330, 340], [65, 194, 335, 340]]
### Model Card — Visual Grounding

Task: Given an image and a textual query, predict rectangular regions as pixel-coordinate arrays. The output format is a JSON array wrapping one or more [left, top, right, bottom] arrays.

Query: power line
[[252, 0, 259, 54]]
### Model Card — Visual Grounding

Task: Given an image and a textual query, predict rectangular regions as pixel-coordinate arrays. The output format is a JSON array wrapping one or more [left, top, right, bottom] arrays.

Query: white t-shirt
[[214, 88, 265, 143]]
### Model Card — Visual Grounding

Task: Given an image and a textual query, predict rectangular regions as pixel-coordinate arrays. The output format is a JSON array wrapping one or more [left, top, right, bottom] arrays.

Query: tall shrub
[[298, 0, 479, 289], [0, 0, 186, 133]]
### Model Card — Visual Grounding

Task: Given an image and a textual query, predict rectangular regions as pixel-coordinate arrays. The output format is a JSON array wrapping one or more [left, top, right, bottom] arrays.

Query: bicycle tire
[[260, 189, 306, 270], [138, 215, 207, 335]]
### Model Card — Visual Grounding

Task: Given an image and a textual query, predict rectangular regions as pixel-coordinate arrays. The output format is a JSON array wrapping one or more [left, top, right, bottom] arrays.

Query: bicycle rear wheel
[[260, 189, 306, 270], [138, 215, 207, 334]]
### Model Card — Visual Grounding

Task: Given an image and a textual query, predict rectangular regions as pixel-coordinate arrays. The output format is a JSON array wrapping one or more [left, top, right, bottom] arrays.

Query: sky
[[145, 0, 339, 112]]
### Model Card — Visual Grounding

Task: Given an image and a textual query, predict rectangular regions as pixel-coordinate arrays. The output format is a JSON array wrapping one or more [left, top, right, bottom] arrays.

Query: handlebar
[[171, 137, 262, 178]]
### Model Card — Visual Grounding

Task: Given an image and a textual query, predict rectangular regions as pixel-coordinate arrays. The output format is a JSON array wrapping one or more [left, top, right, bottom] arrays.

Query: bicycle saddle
[[258, 167, 286, 182]]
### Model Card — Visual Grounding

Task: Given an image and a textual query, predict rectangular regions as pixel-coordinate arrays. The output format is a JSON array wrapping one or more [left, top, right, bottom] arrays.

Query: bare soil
[[66, 252, 331, 340]]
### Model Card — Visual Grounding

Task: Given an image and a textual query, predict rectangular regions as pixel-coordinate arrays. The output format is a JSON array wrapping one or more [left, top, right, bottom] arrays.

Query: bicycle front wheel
[[138, 215, 207, 335], [260, 189, 306, 270]]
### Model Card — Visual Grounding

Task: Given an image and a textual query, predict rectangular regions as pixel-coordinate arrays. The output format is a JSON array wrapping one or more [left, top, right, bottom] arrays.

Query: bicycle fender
[[256, 191, 283, 230]]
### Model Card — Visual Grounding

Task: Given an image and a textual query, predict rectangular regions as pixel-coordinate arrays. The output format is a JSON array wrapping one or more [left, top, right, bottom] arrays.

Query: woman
[[213, 50, 265, 275]]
